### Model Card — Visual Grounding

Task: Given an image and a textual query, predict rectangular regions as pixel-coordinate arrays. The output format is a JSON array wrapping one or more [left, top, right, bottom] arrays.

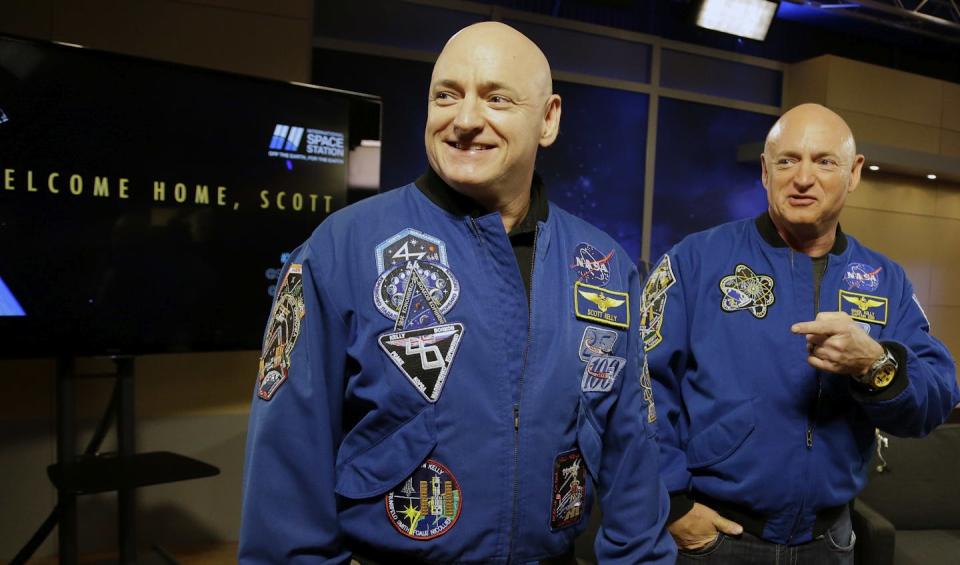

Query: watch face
[[873, 365, 897, 388]]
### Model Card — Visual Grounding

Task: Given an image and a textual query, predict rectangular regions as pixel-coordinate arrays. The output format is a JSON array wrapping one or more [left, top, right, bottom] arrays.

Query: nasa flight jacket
[[240, 174, 676, 564], [645, 213, 959, 545]]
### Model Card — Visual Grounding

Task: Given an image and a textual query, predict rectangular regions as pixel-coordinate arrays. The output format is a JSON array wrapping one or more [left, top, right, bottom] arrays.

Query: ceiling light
[[696, 0, 779, 41], [868, 165, 879, 171], [927, 174, 937, 180]]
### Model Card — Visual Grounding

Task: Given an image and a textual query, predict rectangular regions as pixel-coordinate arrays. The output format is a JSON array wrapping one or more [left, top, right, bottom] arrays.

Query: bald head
[[760, 103, 866, 255], [433, 22, 554, 102], [764, 103, 857, 163], [423, 21, 562, 215]]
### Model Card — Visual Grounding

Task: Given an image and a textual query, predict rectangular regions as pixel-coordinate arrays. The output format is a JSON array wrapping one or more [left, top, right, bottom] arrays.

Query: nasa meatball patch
[[257, 264, 305, 400]]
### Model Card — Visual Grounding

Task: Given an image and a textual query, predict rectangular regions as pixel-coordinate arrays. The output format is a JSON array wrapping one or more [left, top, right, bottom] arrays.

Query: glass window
[[651, 98, 775, 259], [539, 81, 649, 262]]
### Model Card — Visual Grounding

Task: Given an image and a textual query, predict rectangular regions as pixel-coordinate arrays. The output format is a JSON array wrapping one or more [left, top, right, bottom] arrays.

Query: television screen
[[0, 34, 382, 358]]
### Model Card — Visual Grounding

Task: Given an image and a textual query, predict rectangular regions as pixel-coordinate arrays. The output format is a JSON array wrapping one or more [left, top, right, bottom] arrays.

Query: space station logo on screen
[[268, 124, 345, 164]]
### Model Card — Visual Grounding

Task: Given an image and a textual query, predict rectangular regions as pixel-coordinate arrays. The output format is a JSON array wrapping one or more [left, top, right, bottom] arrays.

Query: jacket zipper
[[807, 256, 826, 450], [507, 224, 539, 560], [789, 254, 826, 542]]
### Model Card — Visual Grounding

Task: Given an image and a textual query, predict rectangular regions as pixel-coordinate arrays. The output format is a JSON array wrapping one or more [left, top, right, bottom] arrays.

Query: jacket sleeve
[[239, 243, 352, 564], [851, 277, 959, 437], [592, 263, 677, 564], [642, 253, 695, 521]]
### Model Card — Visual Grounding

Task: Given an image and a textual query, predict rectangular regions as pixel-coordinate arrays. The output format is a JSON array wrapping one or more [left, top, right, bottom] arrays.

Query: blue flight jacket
[[644, 213, 959, 544], [240, 181, 675, 564]]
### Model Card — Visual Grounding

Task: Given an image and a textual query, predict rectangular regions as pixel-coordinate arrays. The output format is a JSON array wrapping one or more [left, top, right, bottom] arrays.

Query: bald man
[[240, 22, 675, 564], [642, 103, 958, 563]]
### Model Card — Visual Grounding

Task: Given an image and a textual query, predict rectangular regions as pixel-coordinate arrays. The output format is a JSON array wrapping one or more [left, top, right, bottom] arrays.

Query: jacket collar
[[754, 211, 847, 255], [414, 168, 548, 237]]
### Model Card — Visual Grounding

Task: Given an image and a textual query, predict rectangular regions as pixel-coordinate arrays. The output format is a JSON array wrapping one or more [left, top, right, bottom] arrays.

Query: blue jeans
[[677, 508, 855, 565]]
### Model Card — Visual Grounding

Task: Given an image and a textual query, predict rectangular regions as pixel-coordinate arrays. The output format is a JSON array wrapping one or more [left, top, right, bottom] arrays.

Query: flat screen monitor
[[0, 34, 382, 358]]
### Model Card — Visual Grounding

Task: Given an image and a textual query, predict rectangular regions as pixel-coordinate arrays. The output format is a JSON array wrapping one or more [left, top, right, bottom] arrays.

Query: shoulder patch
[[385, 459, 461, 540], [257, 264, 305, 401], [913, 293, 930, 326], [574, 282, 629, 329], [641, 355, 656, 424], [639, 255, 676, 351], [839, 290, 888, 326], [719, 264, 775, 319]]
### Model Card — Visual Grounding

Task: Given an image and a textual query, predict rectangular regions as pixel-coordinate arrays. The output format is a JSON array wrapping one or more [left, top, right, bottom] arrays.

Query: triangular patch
[[395, 269, 446, 331], [378, 323, 464, 402]]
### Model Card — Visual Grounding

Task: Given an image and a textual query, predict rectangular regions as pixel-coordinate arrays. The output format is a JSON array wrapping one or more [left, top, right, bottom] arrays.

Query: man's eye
[[489, 95, 510, 105], [818, 158, 838, 167], [776, 159, 794, 166]]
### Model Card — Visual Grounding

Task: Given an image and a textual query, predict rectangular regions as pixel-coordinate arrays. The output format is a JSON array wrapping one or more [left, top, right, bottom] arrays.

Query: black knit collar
[[414, 168, 548, 236], [754, 211, 847, 255]]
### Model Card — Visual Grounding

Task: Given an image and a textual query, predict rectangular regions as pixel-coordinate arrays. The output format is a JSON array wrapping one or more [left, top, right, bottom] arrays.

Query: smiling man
[[240, 22, 675, 564], [643, 103, 958, 564]]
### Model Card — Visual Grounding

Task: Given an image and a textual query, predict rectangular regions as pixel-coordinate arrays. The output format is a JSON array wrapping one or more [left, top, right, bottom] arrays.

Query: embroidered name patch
[[378, 323, 464, 402], [839, 290, 888, 326], [719, 264, 775, 319], [257, 264, 305, 401], [574, 282, 629, 329], [578, 326, 619, 361], [843, 262, 881, 292], [581, 355, 626, 393], [639, 255, 676, 351], [385, 459, 461, 540], [376, 228, 448, 273], [571, 243, 614, 287], [551, 449, 586, 530]]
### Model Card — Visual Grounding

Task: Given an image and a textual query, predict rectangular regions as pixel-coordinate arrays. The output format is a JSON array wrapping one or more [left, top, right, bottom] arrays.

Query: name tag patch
[[839, 290, 888, 326], [574, 282, 629, 329]]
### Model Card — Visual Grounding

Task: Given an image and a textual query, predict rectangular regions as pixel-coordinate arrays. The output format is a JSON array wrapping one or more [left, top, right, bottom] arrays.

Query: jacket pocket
[[686, 400, 755, 469], [576, 399, 603, 483], [334, 405, 438, 499]]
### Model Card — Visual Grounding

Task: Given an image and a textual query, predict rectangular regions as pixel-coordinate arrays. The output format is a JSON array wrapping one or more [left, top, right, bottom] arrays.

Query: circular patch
[[385, 459, 462, 540], [843, 262, 881, 292], [571, 243, 613, 287], [374, 261, 459, 321]]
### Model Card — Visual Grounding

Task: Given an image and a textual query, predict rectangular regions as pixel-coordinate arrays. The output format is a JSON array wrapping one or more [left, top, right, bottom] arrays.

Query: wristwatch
[[855, 347, 899, 390]]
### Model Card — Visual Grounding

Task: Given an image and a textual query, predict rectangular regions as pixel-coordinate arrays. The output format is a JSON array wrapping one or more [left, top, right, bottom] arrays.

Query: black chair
[[854, 423, 960, 565]]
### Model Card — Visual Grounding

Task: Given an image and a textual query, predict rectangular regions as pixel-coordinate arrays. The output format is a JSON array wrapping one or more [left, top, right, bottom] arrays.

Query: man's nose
[[453, 95, 483, 135], [794, 159, 816, 189]]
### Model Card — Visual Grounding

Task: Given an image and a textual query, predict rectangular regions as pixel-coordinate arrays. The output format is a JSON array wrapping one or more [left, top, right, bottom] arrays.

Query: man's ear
[[847, 154, 865, 194], [539, 94, 562, 147], [760, 153, 770, 191]]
